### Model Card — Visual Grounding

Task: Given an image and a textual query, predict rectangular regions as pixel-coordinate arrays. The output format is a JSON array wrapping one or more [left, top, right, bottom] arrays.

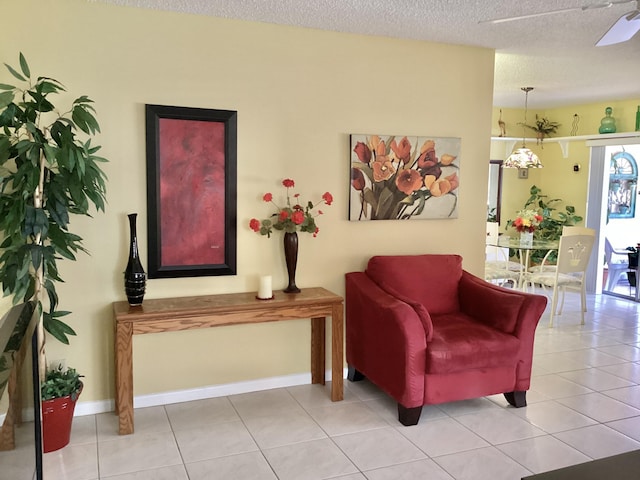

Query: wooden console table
[[113, 287, 344, 435]]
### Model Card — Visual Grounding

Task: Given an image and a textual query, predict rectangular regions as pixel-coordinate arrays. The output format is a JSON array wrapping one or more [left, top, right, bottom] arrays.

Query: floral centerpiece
[[249, 179, 333, 293], [350, 135, 460, 220], [513, 209, 543, 233], [249, 179, 333, 238]]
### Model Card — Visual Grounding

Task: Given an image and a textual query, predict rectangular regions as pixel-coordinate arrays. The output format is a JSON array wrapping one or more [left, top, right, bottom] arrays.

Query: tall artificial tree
[[0, 54, 108, 373]]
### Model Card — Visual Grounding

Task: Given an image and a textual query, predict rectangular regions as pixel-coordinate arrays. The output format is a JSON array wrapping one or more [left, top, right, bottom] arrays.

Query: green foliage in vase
[[507, 185, 583, 264], [0, 53, 108, 344], [41, 364, 83, 401]]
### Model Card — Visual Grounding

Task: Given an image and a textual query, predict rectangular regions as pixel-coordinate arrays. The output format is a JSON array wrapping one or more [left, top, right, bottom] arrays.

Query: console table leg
[[311, 317, 325, 385], [115, 322, 134, 435], [331, 304, 344, 401]]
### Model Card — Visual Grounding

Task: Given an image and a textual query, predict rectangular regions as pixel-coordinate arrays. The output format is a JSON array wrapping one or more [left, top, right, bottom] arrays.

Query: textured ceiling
[[94, 0, 640, 108]]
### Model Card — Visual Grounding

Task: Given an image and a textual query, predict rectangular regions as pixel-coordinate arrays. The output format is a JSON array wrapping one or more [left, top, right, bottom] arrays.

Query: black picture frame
[[145, 104, 237, 278]]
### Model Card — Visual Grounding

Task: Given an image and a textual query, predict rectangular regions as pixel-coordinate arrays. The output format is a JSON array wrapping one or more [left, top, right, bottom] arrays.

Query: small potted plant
[[41, 364, 83, 452], [521, 114, 561, 146]]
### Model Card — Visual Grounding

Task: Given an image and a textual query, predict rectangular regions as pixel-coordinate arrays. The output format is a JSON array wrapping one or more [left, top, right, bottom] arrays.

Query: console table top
[[113, 287, 342, 323]]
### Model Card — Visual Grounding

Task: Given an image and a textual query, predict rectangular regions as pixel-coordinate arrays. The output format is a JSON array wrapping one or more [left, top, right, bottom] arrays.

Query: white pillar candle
[[258, 275, 272, 299]]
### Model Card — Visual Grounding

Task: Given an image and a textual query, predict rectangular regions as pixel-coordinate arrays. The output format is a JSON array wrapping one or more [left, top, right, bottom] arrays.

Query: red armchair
[[346, 254, 547, 426]]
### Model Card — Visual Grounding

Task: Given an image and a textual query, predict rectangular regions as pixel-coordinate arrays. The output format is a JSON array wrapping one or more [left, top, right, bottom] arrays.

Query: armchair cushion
[[428, 312, 520, 374], [458, 272, 526, 334], [366, 254, 462, 315], [375, 279, 433, 341]]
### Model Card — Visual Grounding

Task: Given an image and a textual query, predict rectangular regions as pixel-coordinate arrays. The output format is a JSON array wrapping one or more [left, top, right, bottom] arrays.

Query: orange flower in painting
[[390, 136, 412, 164], [427, 174, 460, 197], [417, 140, 438, 169], [396, 169, 422, 195], [372, 157, 396, 182], [369, 135, 382, 152], [440, 154, 457, 166], [445, 172, 459, 190], [423, 175, 436, 189]]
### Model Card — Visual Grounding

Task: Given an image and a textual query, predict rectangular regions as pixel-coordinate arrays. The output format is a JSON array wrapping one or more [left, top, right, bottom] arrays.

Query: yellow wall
[[2, 0, 495, 403], [491, 99, 640, 231]]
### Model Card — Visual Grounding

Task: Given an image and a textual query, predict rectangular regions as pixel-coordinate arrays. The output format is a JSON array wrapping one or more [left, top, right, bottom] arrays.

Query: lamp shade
[[504, 147, 543, 169], [503, 86, 543, 169]]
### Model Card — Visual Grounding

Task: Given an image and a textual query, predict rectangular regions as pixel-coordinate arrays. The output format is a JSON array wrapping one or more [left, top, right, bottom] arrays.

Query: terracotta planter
[[41, 384, 82, 453]]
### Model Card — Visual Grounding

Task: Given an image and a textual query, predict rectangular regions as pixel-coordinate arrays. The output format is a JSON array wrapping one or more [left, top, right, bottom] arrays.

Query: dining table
[[486, 236, 560, 290]]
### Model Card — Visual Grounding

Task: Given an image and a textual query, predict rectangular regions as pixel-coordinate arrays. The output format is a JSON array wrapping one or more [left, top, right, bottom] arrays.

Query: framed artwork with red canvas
[[145, 104, 237, 278]]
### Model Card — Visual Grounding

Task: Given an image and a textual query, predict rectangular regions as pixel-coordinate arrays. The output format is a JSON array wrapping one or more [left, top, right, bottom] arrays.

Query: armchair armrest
[[345, 272, 429, 407], [459, 271, 547, 337]]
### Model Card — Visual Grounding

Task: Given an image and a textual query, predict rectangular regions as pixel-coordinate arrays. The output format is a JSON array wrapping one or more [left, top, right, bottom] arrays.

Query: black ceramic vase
[[283, 232, 301, 293], [124, 213, 146, 306]]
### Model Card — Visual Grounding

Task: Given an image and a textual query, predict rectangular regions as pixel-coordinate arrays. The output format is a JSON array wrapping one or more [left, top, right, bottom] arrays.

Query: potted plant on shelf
[[521, 114, 561, 146], [0, 53, 108, 450]]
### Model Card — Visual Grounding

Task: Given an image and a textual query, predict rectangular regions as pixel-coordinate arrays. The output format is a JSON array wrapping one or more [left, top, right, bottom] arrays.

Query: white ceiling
[[95, 0, 640, 108]]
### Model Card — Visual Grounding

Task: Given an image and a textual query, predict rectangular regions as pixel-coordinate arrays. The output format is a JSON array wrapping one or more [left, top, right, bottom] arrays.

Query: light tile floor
[[5, 290, 640, 479]]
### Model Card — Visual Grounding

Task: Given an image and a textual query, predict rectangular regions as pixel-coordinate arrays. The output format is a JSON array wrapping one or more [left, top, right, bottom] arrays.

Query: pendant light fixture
[[504, 87, 543, 169]]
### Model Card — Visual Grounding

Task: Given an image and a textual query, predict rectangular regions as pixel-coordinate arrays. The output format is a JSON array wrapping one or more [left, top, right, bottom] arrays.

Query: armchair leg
[[347, 365, 365, 382], [504, 391, 527, 408], [398, 404, 422, 426]]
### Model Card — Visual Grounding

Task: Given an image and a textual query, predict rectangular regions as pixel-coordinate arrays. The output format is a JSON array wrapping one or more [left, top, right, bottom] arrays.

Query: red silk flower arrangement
[[250, 179, 333, 238], [513, 209, 543, 233]]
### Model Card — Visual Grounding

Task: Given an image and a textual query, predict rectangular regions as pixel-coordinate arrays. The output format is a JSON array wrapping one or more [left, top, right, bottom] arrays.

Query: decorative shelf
[[491, 132, 640, 158]]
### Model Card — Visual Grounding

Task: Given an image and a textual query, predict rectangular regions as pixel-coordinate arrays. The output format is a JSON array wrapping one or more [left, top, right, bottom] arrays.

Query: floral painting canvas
[[350, 134, 461, 221]]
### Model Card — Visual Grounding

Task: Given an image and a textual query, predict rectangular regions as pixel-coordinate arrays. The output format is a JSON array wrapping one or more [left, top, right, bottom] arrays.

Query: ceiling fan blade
[[479, 7, 582, 24], [596, 9, 640, 45], [479, 1, 636, 25]]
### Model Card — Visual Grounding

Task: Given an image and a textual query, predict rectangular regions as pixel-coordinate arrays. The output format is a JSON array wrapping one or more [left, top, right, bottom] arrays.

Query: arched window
[[608, 151, 638, 219]]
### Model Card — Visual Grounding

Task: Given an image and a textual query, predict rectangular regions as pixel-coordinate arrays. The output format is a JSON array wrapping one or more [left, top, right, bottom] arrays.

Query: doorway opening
[[595, 145, 640, 301]]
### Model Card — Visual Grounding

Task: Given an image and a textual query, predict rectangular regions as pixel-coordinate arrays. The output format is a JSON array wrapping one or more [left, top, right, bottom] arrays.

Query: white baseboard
[[1, 368, 346, 421], [78, 367, 345, 417]]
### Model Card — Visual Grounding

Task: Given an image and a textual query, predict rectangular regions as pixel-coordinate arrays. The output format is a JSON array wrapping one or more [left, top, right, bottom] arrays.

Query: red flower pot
[[41, 384, 82, 453]]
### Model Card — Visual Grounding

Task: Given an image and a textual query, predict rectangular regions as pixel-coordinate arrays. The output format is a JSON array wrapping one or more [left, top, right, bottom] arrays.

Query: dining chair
[[604, 237, 630, 291], [527, 226, 584, 275], [526, 226, 596, 326], [485, 222, 524, 286]]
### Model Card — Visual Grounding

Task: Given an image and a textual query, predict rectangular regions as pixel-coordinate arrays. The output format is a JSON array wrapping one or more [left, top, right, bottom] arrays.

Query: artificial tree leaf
[[44, 279, 59, 313], [4, 63, 25, 82], [43, 315, 76, 345], [18, 53, 30, 79], [26, 91, 55, 113], [71, 106, 93, 135], [30, 244, 44, 270], [0, 83, 15, 90], [36, 80, 61, 95], [0, 91, 14, 109]]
